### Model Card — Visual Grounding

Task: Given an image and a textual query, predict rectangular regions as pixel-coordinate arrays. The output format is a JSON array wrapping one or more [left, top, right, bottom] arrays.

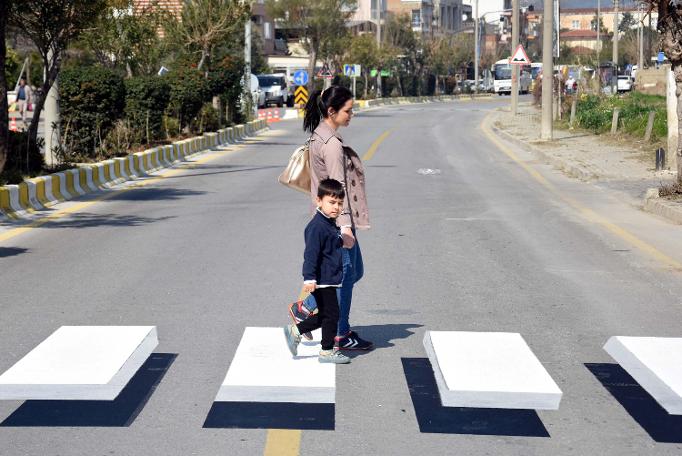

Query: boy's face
[[316, 194, 344, 219]]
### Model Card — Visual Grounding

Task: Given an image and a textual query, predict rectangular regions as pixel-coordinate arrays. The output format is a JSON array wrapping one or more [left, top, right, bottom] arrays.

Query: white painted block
[[604, 336, 682, 415], [423, 331, 562, 410], [0, 326, 158, 401], [216, 327, 334, 404]]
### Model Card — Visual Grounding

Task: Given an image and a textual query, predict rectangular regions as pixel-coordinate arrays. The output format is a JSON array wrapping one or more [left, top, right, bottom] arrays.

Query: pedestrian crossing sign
[[509, 44, 531, 65]]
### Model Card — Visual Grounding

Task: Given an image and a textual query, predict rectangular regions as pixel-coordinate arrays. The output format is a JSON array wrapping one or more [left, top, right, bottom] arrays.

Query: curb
[[490, 119, 599, 182], [643, 189, 682, 224], [354, 93, 493, 111], [0, 119, 269, 219]]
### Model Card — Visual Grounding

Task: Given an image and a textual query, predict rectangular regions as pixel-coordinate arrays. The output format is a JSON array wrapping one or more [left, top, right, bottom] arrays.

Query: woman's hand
[[303, 282, 316, 293], [341, 226, 355, 248]]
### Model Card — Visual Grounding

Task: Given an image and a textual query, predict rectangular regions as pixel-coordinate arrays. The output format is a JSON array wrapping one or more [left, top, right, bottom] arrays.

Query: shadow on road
[[348, 323, 422, 351], [203, 402, 334, 430], [162, 165, 282, 180], [586, 362, 682, 443], [0, 353, 176, 427], [401, 358, 550, 437], [0, 247, 29, 258], [106, 186, 207, 201], [42, 213, 175, 229]]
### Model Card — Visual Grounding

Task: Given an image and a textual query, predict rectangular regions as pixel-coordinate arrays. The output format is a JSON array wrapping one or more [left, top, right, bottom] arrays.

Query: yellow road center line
[[263, 430, 302, 456], [362, 130, 391, 161], [264, 129, 388, 456], [480, 113, 682, 271]]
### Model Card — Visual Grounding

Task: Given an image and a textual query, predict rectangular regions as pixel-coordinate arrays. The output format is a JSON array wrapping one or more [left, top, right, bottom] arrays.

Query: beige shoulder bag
[[278, 138, 312, 194]]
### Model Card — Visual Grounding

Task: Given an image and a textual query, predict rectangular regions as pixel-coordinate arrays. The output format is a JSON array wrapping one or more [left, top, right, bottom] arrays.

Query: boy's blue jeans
[[304, 236, 363, 337]]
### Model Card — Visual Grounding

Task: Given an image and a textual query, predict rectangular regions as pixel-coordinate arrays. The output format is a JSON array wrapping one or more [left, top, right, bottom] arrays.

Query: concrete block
[[215, 327, 334, 404], [604, 336, 682, 414], [423, 331, 562, 410], [0, 326, 158, 400]]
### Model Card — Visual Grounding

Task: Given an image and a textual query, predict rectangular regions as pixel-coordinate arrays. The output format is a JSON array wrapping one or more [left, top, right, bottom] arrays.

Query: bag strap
[[343, 147, 355, 228]]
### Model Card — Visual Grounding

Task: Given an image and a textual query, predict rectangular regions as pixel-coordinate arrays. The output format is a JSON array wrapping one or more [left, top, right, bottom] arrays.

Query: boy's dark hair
[[317, 178, 345, 199]]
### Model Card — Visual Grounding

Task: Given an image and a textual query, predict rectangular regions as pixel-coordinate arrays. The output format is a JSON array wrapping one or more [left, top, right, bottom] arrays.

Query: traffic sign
[[295, 86, 309, 106], [509, 44, 531, 65], [343, 64, 362, 77], [317, 63, 333, 79], [293, 70, 308, 86]]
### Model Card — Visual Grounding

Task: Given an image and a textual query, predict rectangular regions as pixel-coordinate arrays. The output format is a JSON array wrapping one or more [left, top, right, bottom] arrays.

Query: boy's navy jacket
[[303, 210, 343, 285]]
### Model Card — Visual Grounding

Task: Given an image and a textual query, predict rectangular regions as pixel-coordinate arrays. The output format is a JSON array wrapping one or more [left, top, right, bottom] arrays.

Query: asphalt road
[[2, 98, 682, 455]]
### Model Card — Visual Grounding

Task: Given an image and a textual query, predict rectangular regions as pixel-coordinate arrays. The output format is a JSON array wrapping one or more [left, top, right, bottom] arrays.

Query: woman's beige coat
[[309, 122, 370, 230]]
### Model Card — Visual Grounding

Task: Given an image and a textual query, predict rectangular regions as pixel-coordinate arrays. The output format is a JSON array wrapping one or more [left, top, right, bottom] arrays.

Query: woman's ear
[[327, 107, 336, 117]]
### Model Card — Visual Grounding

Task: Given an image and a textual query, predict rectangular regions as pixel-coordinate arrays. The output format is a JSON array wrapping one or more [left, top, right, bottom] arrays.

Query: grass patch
[[573, 92, 667, 142]]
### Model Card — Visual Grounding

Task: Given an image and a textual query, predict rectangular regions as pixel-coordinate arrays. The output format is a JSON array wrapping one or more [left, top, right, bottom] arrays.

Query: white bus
[[492, 59, 531, 95]]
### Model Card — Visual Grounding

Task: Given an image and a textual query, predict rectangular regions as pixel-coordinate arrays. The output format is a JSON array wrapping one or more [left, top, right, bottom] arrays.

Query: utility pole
[[376, 0, 382, 98], [511, 0, 520, 115], [474, 0, 479, 94], [244, 12, 253, 119], [635, 3, 644, 72], [596, 0, 600, 64], [541, 0, 553, 140], [612, 0, 619, 93]]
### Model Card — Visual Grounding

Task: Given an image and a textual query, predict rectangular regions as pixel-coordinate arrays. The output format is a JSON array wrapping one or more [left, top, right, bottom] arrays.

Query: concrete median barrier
[[0, 119, 270, 219]]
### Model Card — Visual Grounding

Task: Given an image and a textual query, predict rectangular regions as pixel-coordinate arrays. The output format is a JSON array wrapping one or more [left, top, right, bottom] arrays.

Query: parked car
[[617, 75, 633, 93], [256, 74, 289, 107]]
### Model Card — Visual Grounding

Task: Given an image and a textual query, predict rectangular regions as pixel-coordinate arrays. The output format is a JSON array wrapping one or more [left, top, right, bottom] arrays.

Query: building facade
[[385, 0, 463, 35]]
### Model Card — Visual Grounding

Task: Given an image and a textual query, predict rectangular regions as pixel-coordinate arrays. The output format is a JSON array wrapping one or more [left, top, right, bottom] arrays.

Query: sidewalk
[[490, 103, 682, 224]]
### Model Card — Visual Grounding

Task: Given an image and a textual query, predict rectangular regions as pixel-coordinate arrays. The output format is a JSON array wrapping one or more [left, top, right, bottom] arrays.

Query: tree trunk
[[0, 0, 8, 174], [668, 60, 682, 184], [197, 49, 209, 71], [28, 61, 60, 149], [396, 72, 403, 97], [363, 72, 368, 99], [307, 45, 317, 94]]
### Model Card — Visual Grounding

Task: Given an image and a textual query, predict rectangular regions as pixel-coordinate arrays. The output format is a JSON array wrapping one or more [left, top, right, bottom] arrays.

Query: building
[[385, 0, 464, 35], [559, 6, 652, 34]]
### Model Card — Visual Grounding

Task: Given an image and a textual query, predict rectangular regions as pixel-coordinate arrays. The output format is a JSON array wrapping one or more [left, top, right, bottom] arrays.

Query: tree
[[641, 0, 682, 182], [349, 35, 377, 98], [619, 12, 637, 33], [8, 0, 106, 153], [78, 0, 169, 78], [0, 0, 9, 174], [267, 0, 357, 91], [164, 0, 249, 72]]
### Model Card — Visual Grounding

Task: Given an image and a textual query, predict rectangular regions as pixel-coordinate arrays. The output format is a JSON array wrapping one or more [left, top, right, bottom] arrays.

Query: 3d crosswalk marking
[[0, 326, 158, 401], [423, 331, 562, 410], [215, 327, 334, 404], [604, 336, 682, 415]]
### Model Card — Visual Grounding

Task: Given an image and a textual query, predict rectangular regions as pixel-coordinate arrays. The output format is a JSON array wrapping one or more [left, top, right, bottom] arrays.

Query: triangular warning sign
[[317, 63, 333, 79], [509, 44, 531, 64]]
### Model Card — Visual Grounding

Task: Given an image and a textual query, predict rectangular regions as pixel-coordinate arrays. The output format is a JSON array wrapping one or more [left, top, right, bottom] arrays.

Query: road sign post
[[293, 70, 309, 87], [344, 64, 361, 98], [295, 86, 309, 108]]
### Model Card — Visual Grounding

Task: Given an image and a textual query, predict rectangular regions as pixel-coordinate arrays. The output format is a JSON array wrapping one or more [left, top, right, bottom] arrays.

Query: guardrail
[[0, 119, 269, 219]]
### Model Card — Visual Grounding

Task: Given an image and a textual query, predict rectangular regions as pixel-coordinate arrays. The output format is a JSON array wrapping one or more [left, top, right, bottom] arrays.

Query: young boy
[[284, 178, 351, 364]]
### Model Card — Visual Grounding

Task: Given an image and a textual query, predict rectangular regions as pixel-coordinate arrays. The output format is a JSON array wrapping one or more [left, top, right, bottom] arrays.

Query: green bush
[[60, 65, 125, 161], [166, 68, 210, 133], [124, 75, 171, 143]]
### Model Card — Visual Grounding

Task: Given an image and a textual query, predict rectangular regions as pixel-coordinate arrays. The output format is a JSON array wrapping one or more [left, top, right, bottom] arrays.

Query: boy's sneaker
[[288, 300, 313, 341], [283, 324, 301, 356], [318, 349, 351, 364], [335, 331, 374, 351]]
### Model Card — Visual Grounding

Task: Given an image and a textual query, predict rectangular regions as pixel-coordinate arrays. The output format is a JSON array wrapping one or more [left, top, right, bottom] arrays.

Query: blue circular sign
[[293, 70, 309, 86]]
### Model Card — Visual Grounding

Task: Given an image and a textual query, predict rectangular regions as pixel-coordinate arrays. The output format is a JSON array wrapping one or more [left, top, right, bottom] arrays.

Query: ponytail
[[303, 85, 353, 133]]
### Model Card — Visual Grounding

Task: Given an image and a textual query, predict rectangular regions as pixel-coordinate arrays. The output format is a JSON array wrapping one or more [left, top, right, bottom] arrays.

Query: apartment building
[[385, 0, 464, 35]]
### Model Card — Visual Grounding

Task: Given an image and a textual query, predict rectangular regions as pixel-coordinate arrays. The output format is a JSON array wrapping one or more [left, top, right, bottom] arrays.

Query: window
[[264, 22, 272, 39], [411, 9, 421, 27], [571, 20, 580, 29]]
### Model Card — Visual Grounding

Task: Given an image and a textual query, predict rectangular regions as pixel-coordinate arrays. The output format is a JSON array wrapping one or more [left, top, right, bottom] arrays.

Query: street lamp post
[[511, 0, 520, 115], [474, 0, 479, 94], [541, 0, 553, 140]]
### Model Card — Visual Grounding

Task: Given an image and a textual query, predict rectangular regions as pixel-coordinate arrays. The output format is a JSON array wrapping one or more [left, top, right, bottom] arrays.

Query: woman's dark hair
[[317, 178, 345, 200], [303, 85, 353, 133]]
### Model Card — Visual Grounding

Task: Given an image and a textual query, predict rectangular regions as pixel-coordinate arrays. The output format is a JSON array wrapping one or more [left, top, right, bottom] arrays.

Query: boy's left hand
[[303, 282, 316, 293]]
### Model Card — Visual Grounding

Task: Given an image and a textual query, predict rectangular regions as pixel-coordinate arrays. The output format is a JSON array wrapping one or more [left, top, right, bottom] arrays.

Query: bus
[[492, 59, 531, 95]]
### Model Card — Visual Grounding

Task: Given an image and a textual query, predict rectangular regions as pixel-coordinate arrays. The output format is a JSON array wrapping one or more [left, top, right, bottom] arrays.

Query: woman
[[289, 86, 373, 351]]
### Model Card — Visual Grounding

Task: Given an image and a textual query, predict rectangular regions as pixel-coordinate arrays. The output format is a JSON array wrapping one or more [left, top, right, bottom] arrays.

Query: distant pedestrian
[[288, 85, 374, 351], [283, 178, 351, 364], [15, 77, 33, 129]]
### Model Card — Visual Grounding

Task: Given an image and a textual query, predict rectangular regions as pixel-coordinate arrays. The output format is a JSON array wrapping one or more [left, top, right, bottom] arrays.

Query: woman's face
[[330, 99, 354, 128]]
